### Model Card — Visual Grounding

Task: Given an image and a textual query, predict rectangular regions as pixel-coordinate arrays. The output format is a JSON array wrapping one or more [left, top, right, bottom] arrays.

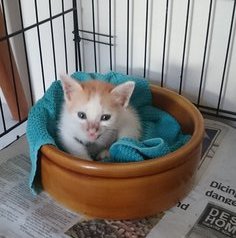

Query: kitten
[[58, 75, 141, 161]]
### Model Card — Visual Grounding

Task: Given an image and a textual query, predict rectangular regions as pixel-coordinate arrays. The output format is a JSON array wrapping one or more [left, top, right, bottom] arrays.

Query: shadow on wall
[[107, 65, 235, 119]]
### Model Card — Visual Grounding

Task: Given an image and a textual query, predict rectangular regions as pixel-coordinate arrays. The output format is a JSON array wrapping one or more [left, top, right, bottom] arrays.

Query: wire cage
[[0, 0, 236, 149]]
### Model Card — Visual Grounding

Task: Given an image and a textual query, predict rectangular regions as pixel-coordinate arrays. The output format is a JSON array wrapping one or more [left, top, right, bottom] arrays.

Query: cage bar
[[34, 0, 46, 93], [197, 0, 213, 106], [61, 0, 69, 74], [161, 0, 169, 87], [18, 0, 34, 107], [108, 0, 112, 71], [179, 0, 190, 95], [48, 0, 57, 80], [143, 0, 149, 78], [91, 0, 97, 73], [216, 0, 236, 115], [126, 0, 130, 75]]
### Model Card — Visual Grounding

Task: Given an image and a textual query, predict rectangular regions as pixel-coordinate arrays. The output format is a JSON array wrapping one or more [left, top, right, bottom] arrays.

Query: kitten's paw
[[77, 154, 93, 161], [96, 150, 110, 160]]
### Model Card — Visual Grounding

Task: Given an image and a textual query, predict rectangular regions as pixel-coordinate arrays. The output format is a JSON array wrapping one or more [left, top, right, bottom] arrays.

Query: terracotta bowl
[[40, 85, 204, 219]]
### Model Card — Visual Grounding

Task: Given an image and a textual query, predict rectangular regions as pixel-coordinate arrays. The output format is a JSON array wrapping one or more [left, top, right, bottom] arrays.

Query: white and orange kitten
[[58, 75, 141, 160]]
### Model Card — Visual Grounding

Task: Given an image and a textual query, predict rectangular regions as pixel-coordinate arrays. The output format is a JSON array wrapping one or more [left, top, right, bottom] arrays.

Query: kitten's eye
[[77, 112, 87, 119], [101, 114, 111, 121]]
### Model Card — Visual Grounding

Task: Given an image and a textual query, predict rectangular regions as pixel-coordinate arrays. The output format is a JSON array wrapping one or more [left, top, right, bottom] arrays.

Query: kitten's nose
[[87, 122, 99, 132], [88, 128, 97, 134], [87, 122, 99, 140]]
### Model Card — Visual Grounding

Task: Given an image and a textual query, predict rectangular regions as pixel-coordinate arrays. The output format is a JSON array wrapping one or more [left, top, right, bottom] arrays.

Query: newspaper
[[0, 119, 235, 238], [148, 119, 236, 238]]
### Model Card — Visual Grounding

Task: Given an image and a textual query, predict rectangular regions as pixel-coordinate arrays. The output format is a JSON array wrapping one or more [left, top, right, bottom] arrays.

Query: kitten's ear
[[60, 74, 83, 101], [111, 81, 135, 108]]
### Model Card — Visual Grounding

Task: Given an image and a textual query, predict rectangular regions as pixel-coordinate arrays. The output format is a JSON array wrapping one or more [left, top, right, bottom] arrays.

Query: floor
[[0, 102, 26, 150]]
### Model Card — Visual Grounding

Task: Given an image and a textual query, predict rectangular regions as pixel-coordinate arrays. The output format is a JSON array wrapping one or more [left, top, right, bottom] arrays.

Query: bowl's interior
[[41, 85, 204, 178], [151, 86, 196, 135]]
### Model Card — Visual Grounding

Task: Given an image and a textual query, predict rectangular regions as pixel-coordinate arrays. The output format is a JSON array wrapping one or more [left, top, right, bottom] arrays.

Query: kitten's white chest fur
[[57, 75, 141, 160]]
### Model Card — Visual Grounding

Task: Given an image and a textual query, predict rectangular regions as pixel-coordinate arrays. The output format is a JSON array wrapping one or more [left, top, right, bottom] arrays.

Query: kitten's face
[[70, 92, 118, 142], [61, 76, 135, 143]]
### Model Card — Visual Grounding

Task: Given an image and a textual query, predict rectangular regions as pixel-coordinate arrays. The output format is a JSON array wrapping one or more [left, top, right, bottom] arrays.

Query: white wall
[[1, 0, 236, 143], [3, 0, 236, 112], [78, 0, 236, 114]]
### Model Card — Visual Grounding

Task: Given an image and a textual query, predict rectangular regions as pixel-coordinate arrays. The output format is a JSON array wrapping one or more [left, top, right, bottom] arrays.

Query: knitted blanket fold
[[26, 71, 191, 194]]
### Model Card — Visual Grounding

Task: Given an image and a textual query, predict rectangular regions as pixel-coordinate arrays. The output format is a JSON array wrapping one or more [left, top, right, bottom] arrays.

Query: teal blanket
[[26, 72, 190, 193]]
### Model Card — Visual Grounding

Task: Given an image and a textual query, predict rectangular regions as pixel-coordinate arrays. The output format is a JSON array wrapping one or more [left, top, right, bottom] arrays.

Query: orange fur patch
[[66, 80, 122, 112]]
